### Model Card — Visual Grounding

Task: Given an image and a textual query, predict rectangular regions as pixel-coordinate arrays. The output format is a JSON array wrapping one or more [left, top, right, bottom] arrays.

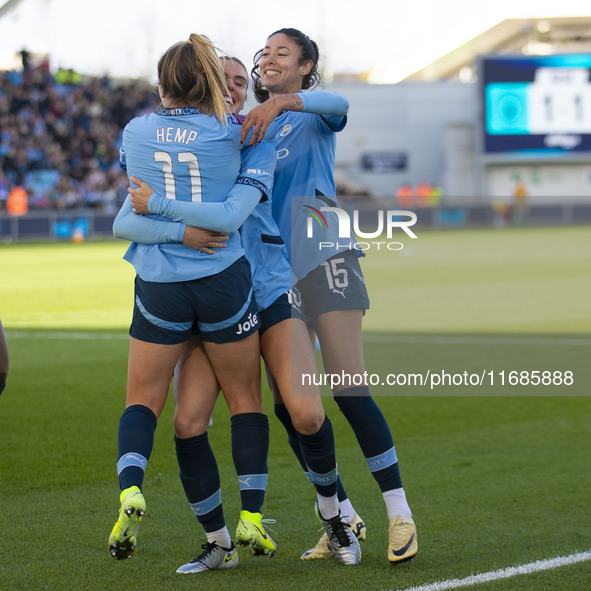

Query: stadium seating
[[0, 63, 157, 212]]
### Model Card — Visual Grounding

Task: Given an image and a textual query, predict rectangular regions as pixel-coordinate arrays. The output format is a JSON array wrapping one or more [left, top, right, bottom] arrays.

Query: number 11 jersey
[[120, 107, 246, 282]]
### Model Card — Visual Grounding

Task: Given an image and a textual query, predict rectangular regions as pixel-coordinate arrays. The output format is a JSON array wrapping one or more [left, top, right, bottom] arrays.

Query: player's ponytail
[[157, 33, 229, 125], [186, 34, 228, 124]]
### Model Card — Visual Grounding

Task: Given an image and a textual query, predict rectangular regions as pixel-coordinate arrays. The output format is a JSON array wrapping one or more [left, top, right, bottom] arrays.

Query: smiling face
[[259, 33, 313, 96], [222, 58, 248, 113]]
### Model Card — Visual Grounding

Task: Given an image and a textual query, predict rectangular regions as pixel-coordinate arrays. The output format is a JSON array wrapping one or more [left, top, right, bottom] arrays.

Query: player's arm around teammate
[[113, 197, 230, 255]]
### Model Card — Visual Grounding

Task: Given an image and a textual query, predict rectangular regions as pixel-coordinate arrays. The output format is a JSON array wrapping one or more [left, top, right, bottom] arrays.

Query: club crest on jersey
[[279, 123, 292, 137]]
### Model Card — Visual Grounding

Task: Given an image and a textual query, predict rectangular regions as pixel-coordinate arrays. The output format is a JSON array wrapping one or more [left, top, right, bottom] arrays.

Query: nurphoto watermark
[[304, 206, 418, 251]]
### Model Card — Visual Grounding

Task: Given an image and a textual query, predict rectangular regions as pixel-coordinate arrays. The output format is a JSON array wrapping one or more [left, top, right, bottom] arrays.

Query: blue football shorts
[[259, 292, 291, 335], [130, 256, 260, 345], [289, 249, 370, 326]]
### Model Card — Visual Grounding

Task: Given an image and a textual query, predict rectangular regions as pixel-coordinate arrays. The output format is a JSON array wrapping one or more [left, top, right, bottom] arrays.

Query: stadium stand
[[0, 60, 158, 212]]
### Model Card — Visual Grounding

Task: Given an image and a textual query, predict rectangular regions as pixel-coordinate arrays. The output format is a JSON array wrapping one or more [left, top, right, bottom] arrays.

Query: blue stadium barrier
[[0, 204, 590, 243]]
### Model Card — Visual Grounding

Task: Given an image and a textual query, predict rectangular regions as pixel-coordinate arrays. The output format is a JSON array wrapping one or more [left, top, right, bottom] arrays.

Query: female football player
[[108, 34, 272, 567], [241, 28, 418, 564]]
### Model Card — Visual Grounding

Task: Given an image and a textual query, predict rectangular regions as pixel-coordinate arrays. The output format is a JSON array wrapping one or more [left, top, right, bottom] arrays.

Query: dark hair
[[157, 33, 228, 123], [251, 28, 321, 103]]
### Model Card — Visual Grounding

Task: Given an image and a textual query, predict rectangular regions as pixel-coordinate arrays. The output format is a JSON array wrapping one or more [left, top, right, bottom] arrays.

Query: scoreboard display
[[480, 54, 591, 154]]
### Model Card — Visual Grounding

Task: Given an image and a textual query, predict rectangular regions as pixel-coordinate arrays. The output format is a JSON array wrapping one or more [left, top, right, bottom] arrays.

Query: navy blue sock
[[273, 403, 308, 471], [334, 388, 403, 492], [298, 415, 338, 498], [336, 472, 348, 502], [337, 474, 349, 503], [175, 433, 225, 533], [117, 404, 157, 491], [231, 413, 269, 513], [274, 404, 348, 501]]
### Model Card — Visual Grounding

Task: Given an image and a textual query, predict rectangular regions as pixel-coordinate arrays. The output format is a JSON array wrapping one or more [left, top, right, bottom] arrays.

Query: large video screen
[[480, 54, 591, 154]]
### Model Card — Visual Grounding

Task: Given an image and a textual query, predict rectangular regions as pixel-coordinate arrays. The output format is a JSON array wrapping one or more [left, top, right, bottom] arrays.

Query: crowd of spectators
[[0, 56, 158, 213]]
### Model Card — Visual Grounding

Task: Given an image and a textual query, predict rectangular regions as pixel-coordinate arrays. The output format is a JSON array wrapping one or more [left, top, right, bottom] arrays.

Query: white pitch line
[[7, 331, 591, 347], [393, 550, 591, 591], [364, 335, 591, 347], [6, 331, 128, 340]]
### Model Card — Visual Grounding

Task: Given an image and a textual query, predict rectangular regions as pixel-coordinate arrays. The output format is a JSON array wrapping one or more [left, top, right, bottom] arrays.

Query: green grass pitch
[[0, 226, 589, 591]]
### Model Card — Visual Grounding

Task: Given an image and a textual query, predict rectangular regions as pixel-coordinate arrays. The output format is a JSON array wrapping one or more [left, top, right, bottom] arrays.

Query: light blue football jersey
[[114, 136, 290, 310], [268, 107, 350, 282], [120, 107, 246, 282], [238, 148, 290, 310]]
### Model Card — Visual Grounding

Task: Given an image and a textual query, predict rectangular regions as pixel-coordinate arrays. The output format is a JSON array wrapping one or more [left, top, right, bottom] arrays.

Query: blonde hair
[[157, 33, 229, 125]]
